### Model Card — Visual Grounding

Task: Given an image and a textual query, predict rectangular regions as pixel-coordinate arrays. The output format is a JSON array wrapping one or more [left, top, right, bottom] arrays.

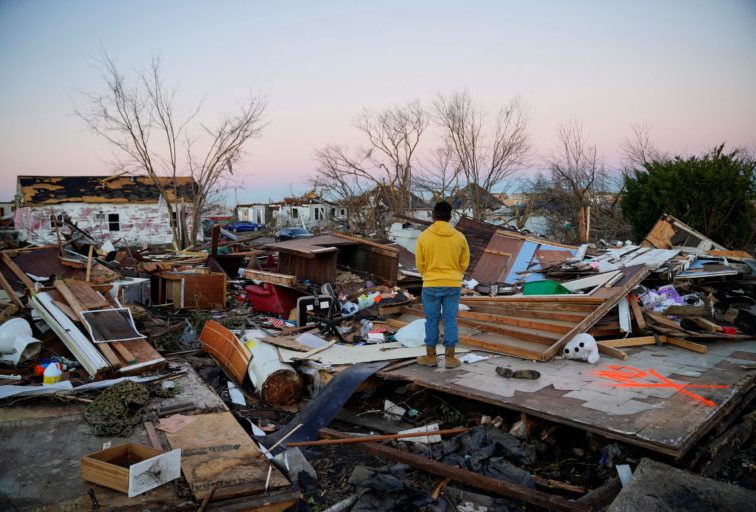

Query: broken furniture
[[152, 270, 227, 309], [264, 233, 399, 286], [81, 443, 181, 498]]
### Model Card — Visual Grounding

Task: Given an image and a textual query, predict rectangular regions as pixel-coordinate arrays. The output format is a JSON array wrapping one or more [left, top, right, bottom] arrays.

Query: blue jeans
[[422, 287, 461, 348]]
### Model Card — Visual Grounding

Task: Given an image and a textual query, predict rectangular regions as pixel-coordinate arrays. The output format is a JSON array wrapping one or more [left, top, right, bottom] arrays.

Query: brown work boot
[[445, 346, 461, 369], [416, 345, 438, 367]]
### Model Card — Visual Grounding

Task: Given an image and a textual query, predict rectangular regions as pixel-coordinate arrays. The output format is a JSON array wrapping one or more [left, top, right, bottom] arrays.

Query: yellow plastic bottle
[[42, 362, 62, 385]]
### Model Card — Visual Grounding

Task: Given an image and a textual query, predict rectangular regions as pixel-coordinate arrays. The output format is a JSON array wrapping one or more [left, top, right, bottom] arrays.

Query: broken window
[[315, 207, 324, 220], [292, 208, 299, 219], [108, 213, 120, 232], [50, 214, 63, 229]]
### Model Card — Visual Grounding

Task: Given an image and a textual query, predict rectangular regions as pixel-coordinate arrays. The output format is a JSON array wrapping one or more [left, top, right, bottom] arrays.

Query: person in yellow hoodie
[[415, 201, 470, 368]]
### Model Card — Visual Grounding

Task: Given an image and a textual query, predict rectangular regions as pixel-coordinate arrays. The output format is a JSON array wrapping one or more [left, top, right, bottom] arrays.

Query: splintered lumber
[[285, 427, 469, 447], [319, 428, 590, 512]]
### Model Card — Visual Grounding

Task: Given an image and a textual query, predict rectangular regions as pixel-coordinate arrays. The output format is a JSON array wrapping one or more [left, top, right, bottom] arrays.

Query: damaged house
[[13, 175, 198, 246]]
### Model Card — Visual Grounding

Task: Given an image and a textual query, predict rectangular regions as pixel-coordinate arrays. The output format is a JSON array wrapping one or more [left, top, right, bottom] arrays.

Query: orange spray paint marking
[[594, 365, 729, 407]]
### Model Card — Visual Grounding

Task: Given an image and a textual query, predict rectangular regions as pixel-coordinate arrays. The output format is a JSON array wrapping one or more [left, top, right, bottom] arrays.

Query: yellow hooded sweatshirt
[[415, 221, 470, 287]]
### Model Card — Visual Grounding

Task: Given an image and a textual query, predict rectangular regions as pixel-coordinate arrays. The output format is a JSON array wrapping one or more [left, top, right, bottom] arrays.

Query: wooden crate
[[81, 443, 181, 497]]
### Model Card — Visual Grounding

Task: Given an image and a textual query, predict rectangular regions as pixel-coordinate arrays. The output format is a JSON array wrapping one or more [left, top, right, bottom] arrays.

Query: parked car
[[275, 227, 312, 242], [227, 221, 264, 233]]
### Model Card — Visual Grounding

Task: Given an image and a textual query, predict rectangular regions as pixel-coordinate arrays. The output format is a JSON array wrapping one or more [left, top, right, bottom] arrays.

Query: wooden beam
[[0, 304, 19, 323], [596, 343, 628, 360], [319, 428, 591, 512], [598, 336, 660, 348], [111, 342, 136, 364], [1, 253, 34, 291], [628, 293, 646, 330], [0, 271, 23, 308], [665, 336, 708, 354], [85, 245, 94, 282]]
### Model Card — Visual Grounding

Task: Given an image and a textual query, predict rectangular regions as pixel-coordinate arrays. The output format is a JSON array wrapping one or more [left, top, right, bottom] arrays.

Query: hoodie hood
[[428, 221, 456, 237]]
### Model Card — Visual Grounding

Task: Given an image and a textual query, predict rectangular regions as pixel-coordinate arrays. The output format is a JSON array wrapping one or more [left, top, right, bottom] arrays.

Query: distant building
[[14, 175, 198, 245], [237, 191, 348, 230], [0, 201, 15, 221]]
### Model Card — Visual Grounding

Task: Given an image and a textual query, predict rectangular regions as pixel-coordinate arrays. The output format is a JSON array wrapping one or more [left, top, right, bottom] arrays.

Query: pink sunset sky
[[1, 0, 755, 205]]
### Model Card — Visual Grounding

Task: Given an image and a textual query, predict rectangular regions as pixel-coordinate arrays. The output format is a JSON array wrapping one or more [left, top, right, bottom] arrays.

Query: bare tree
[[536, 120, 632, 242], [621, 123, 662, 169], [413, 143, 462, 203], [434, 90, 529, 220], [314, 101, 429, 227], [75, 53, 265, 248]]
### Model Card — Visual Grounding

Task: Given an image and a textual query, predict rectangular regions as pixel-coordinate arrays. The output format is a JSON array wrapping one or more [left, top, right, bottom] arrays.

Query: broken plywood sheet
[[165, 412, 289, 501], [561, 271, 621, 292], [277, 342, 469, 365], [382, 340, 756, 457], [642, 214, 726, 251]]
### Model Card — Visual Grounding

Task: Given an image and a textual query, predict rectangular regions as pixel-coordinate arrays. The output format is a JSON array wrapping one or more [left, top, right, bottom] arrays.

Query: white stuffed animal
[[562, 333, 600, 364]]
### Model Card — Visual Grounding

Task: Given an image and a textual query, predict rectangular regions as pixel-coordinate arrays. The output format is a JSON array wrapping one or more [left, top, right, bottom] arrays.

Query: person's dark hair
[[433, 201, 452, 221]]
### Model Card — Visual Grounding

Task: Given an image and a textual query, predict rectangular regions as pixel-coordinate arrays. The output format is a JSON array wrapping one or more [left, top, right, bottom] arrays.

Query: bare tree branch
[[434, 90, 529, 219], [74, 52, 265, 247]]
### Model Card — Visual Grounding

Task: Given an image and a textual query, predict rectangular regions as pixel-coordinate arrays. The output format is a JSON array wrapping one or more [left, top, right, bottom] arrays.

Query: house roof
[[17, 175, 197, 205]]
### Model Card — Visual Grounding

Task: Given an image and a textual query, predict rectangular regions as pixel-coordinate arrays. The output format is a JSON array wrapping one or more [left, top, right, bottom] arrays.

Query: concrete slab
[[608, 458, 756, 512]]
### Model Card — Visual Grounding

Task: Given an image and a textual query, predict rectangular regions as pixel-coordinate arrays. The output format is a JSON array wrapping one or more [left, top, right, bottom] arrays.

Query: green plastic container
[[522, 280, 571, 295]]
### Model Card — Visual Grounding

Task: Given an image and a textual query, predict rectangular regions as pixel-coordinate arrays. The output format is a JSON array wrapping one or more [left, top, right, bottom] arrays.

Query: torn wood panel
[[165, 412, 290, 501]]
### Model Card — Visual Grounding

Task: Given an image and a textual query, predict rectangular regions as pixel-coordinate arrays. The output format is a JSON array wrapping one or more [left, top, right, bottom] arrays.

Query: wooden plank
[[165, 412, 290, 501], [596, 343, 628, 360], [85, 245, 94, 282], [598, 336, 659, 348], [666, 336, 708, 354], [0, 270, 23, 308], [243, 269, 297, 287], [462, 295, 604, 304], [434, 307, 575, 334], [111, 342, 137, 364], [0, 304, 18, 323], [406, 306, 564, 342], [97, 342, 123, 367], [64, 279, 110, 309], [467, 306, 588, 323], [144, 421, 164, 450], [286, 427, 469, 447], [1, 253, 35, 291], [387, 318, 547, 361], [319, 428, 590, 512], [628, 293, 646, 330]]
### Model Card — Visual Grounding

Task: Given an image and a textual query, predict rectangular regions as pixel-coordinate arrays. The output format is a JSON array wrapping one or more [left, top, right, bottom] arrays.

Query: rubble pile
[[1, 213, 754, 511]]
